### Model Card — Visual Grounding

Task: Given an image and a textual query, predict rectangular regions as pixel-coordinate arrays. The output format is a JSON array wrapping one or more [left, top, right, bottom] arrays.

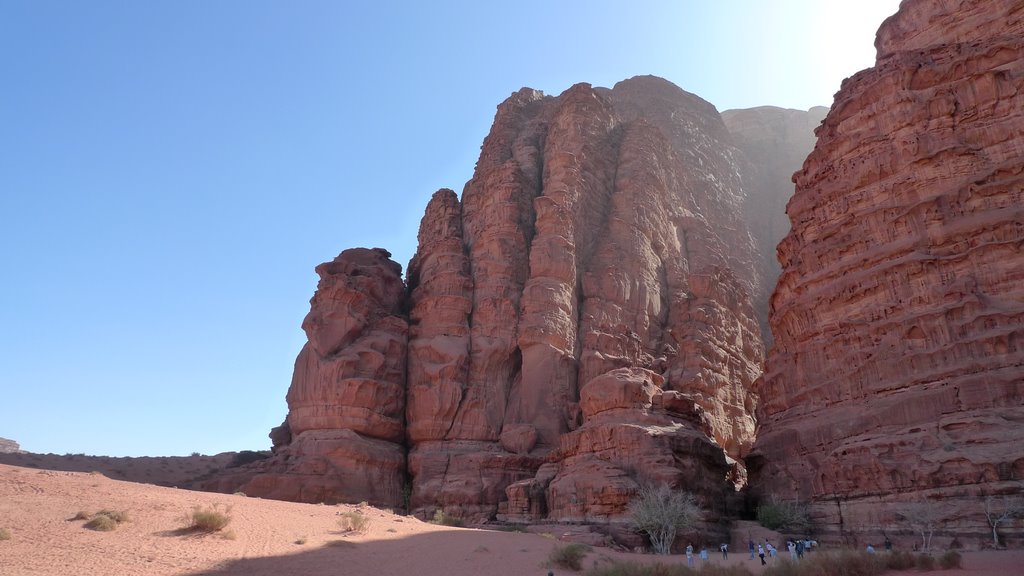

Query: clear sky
[[0, 0, 901, 457]]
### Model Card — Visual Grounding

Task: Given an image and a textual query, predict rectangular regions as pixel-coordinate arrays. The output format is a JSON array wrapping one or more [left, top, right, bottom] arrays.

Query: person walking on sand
[[788, 540, 797, 560], [700, 546, 709, 563], [749, 539, 755, 560], [758, 543, 766, 566], [686, 543, 694, 567], [720, 542, 729, 559]]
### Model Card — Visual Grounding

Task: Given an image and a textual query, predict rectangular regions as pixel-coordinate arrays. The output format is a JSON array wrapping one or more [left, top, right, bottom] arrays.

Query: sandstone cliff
[[214, 77, 768, 532], [749, 0, 1024, 544], [722, 105, 828, 341], [206, 248, 409, 506], [404, 76, 764, 523]]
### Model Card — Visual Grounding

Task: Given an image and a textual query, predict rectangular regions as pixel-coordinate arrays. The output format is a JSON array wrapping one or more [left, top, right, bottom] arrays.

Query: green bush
[[755, 496, 811, 531], [549, 543, 590, 571], [939, 550, 961, 569], [190, 504, 232, 532], [337, 510, 369, 534], [915, 554, 935, 571], [431, 509, 465, 527]]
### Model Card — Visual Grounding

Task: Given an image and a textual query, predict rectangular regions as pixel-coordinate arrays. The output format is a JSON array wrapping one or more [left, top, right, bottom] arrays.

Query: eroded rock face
[[212, 77, 768, 528], [406, 76, 765, 521], [749, 0, 1024, 542], [207, 248, 408, 507]]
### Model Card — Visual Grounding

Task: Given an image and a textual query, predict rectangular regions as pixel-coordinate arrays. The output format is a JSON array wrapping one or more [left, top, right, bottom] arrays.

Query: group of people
[[746, 538, 817, 564], [679, 537, 817, 567]]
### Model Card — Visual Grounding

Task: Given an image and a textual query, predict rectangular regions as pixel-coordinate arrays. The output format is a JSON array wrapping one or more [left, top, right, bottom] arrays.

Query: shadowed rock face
[[722, 105, 829, 342], [749, 0, 1024, 542]]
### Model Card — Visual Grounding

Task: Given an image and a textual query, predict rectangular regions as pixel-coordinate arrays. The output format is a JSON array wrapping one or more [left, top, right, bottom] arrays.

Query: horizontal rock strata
[[749, 0, 1024, 542]]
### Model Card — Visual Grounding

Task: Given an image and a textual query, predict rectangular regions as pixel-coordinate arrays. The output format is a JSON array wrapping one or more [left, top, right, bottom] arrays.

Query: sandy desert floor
[[1, 463, 1021, 576]]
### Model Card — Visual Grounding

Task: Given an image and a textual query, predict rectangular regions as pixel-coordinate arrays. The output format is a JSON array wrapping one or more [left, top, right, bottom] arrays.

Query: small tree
[[628, 485, 700, 555], [983, 495, 1024, 548], [896, 502, 945, 551], [756, 495, 812, 531]]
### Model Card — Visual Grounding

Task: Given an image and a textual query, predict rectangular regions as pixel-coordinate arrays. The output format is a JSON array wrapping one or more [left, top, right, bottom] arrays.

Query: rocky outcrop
[[212, 77, 768, 530], [749, 0, 1024, 543], [206, 248, 409, 507], [722, 106, 828, 340], [0, 438, 20, 454], [405, 76, 765, 522]]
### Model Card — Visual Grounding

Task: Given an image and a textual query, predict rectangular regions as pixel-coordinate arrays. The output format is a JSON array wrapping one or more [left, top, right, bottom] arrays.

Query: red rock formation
[[406, 76, 765, 522], [208, 248, 409, 507], [722, 106, 828, 340], [749, 0, 1024, 543], [212, 77, 769, 532]]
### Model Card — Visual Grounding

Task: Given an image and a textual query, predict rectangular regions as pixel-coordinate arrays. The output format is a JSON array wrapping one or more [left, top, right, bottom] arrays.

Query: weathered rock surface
[[749, 0, 1024, 543], [500, 368, 729, 527], [405, 76, 765, 522], [210, 77, 769, 530], [722, 105, 828, 340], [0, 438, 21, 454], [206, 248, 409, 507]]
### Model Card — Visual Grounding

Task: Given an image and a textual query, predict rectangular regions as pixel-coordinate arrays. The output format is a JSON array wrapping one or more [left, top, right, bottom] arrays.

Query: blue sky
[[0, 1, 900, 457]]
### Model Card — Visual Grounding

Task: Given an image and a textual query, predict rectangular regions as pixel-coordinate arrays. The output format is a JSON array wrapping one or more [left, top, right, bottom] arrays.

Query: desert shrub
[[431, 509, 465, 527], [628, 485, 700, 555], [70, 511, 91, 521], [587, 560, 756, 576], [0, 528, 10, 541], [764, 550, 884, 576], [96, 509, 129, 523], [585, 560, 693, 576], [884, 550, 917, 570], [84, 509, 129, 531], [938, 550, 961, 569], [699, 564, 756, 576], [337, 510, 369, 534], [915, 554, 935, 571], [189, 504, 232, 532], [549, 543, 590, 571], [84, 515, 118, 531], [756, 496, 811, 531]]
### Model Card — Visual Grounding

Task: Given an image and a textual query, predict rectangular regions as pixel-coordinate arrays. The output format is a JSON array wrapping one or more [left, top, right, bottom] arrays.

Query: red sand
[[1, 463, 1020, 576]]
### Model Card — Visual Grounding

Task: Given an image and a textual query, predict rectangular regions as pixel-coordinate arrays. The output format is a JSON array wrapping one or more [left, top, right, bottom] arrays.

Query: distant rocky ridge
[[749, 0, 1024, 546], [204, 77, 824, 538], [0, 450, 241, 487], [0, 437, 21, 454]]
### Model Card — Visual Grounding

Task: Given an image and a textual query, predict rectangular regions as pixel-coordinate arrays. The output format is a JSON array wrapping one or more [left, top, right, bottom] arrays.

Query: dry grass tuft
[[83, 509, 129, 532], [188, 504, 232, 533], [337, 510, 369, 534]]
